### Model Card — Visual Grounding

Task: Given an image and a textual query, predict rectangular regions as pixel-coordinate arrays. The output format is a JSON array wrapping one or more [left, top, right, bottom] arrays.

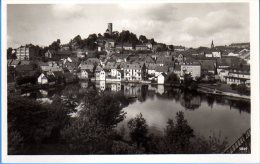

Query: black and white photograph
[[1, 0, 260, 163]]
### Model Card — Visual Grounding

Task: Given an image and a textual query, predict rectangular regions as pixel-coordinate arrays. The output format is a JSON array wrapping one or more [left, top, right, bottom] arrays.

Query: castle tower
[[211, 40, 214, 49], [107, 23, 113, 35]]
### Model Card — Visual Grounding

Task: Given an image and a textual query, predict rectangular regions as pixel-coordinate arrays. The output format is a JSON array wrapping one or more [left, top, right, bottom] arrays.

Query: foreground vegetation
[[8, 89, 228, 155]]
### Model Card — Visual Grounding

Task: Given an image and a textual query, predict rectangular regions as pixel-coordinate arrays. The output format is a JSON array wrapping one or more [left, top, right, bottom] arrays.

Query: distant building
[[174, 45, 185, 51], [105, 39, 115, 50], [211, 40, 214, 49], [16, 45, 37, 60], [146, 42, 153, 49], [135, 44, 148, 51], [107, 23, 113, 35], [123, 43, 133, 50], [224, 66, 250, 86], [45, 50, 56, 59], [229, 43, 250, 49]]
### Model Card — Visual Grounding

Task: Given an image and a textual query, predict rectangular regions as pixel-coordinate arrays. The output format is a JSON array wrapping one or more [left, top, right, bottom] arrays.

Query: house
[[146, 42, 153, 49], [9, 60, 20, 68], [123, 43, 133, 50], [37, 73, 56, 85], [105, 39, 115, 49], [176, 54, 184, 64], [224, 66, 250, 86], [79, 69, 89, 79], [135, 44, 148, 51], [123, 63, 143, 81], [76, 49, 87, 58], [108, 69, 124, 81], [60, 44, 70, 51], [212, 51, 221, 58], [205, 53, 213, 58], [85, 58, 100, 66], [147, 63, 157, 75], [79, 64, 95, 79], [229, 42, 250, 49], [181, 63, 201, 80], [16, 45, 37, 60], [45, 50, 56, 59], [174, 46, 185, 51], [154, 66, 168, 77], [95, 66, 106, 81], [157, 73, 166, 84]]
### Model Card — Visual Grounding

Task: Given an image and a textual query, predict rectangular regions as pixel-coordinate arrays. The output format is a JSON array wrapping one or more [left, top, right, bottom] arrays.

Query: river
[[21, 80, 250, 145]]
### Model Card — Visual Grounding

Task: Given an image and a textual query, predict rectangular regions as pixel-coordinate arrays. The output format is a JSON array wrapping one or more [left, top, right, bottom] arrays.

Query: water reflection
[[20, 81, 251, 114], [19, 81, 250, 143]]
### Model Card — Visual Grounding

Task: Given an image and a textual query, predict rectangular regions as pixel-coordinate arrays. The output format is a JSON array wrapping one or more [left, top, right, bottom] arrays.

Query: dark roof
[[198, 60, 216, 70], [155, 66, 168, 72]]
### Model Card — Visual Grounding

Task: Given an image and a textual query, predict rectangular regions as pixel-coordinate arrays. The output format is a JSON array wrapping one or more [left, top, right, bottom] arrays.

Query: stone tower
[[107, 23, 113, 35]]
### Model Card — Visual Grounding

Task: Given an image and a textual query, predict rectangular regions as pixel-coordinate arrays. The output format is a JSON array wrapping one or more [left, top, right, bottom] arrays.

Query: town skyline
[[7, 3, 249, 48]]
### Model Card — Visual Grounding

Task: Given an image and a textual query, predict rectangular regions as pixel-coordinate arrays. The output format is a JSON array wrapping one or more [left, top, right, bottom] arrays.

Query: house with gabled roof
[[123, 63, 144, 81]]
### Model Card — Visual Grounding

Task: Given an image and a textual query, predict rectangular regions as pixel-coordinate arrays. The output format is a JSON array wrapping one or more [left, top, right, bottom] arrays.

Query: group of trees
[[8, 88, 228, 155]]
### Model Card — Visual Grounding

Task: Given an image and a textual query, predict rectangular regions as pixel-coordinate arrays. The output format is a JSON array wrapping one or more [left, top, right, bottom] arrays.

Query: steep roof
[[155, 66, 168, 72]]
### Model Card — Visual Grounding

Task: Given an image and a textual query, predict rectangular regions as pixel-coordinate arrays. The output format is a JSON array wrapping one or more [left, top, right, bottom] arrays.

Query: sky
[[7, 3, 249, 48]]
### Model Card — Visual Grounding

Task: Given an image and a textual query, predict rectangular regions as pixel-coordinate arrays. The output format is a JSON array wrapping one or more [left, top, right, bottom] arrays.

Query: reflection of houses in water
[[95, 81, 106, 91], [180, 92, 201, 110], [156, 85, 165, 95], [111, 82, 122, 92], [39, 89, 48, 96], [124, 83, 142, 98], [80, 81, 88, 89], [100, 81, 106, 91]]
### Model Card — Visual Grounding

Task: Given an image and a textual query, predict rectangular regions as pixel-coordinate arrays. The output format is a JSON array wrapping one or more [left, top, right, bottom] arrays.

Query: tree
[[164, 111, 194, 153], [8, 95, 71, 154], [237, 84, 249, 95], [165, 73, 179, 84], [127, 113, 148, 148], [7, 47, 16, 59], [139, 35, 148, 43], [168, 45, 174, 51], [49, 39, 61, 51], [91, 92, 126, 128], [61, 116, 113, 154]]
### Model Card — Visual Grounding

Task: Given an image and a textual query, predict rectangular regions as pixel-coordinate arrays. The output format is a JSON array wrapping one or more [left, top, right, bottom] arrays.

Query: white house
[[212, 51, 221, 58], [181, 64, 201, 80], [205, 53, 213, 58], [110, 69, 123, 81], [38, 73, 48, 84], [124, 63, 143, 81], [157, 73, 166, 84], [224, 66, 250, 87], [37, 73, 56, 85]]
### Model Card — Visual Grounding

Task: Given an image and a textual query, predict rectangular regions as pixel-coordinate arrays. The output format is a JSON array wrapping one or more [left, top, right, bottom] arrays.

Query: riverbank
[[198, 84, 250, 101]]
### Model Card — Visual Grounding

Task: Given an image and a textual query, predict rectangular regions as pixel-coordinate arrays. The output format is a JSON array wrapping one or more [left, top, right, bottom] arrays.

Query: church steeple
[[211, 40, 214, 49]]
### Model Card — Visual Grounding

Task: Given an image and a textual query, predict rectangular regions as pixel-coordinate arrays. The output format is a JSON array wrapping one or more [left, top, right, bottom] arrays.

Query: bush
[[230, 84, 237, 90], [237, 84, 249, 95]]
